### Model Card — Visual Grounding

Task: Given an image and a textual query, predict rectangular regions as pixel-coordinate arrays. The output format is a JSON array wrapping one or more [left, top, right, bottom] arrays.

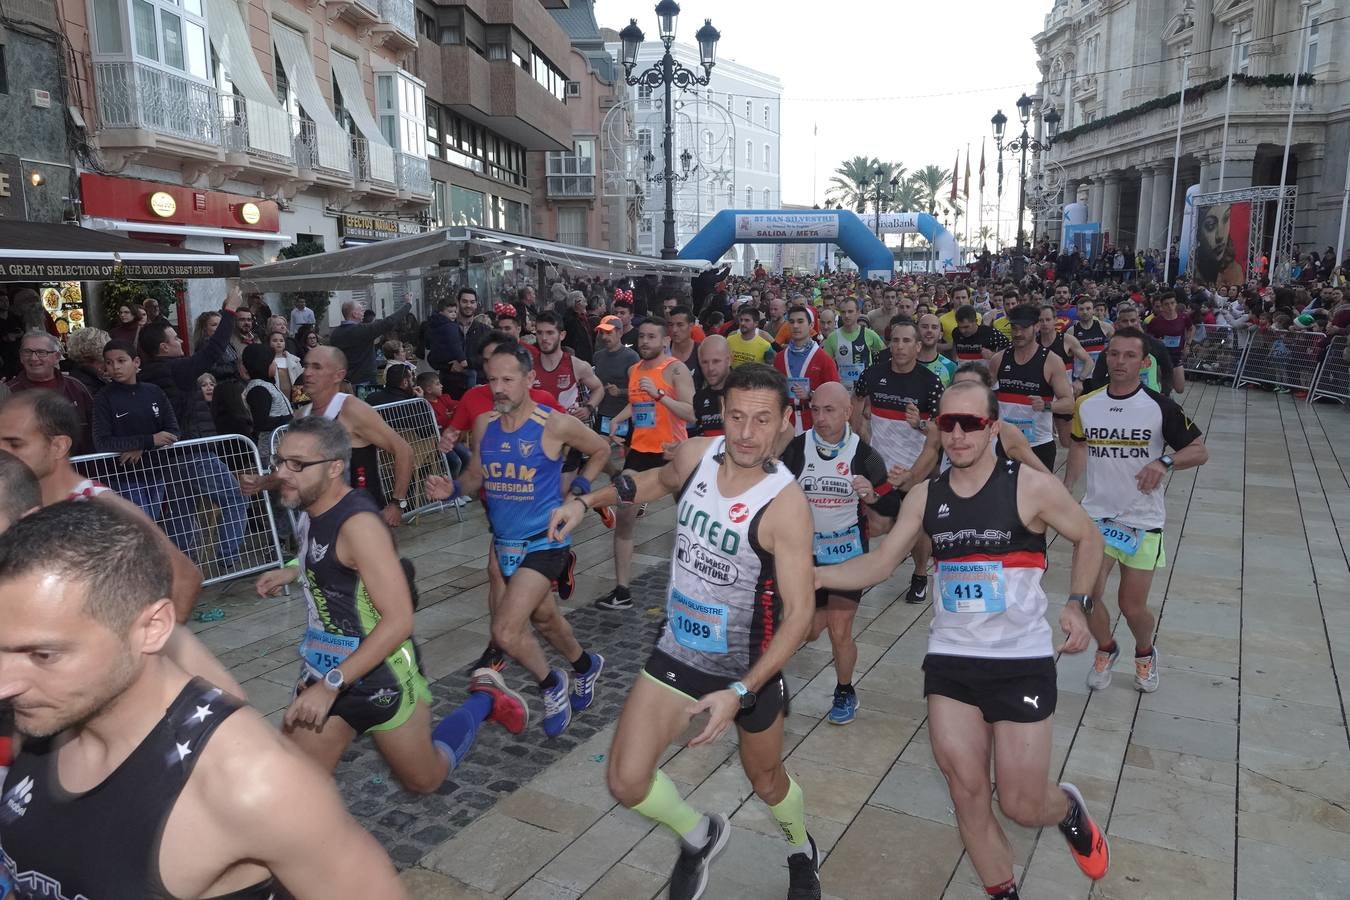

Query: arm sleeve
[[245, 387, 289, 431], [989, 329, 1012, 353], [866, 329, 886, 354], [923, 376, 943, 417], [1157, 395, 1202, 450], [91, 394, 150, 452], [449, 399, 474, 432], [821, 331, 838, 358], [853, 368, 871, 399], [814, 352, 839, 385]]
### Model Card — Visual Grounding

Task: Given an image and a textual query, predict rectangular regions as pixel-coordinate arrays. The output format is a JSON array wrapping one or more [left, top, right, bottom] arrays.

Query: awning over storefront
[[0, 220, 241, 282], [239, 225, 711, 292]]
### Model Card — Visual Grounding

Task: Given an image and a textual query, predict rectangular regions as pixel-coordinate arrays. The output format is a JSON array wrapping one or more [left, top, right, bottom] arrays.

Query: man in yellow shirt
[[938, 284, 975, 343], [727, 307, 775, 368]]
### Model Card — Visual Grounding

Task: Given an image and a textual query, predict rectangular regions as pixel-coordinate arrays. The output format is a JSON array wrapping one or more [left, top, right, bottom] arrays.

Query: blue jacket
[[92, 380, 180, 453], [425, 311, 466, 371]]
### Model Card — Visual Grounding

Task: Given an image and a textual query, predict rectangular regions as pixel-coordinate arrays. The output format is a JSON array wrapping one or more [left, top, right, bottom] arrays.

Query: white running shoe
[[1086, 645, 1119, 692], [1133, 647, 1160, 693]]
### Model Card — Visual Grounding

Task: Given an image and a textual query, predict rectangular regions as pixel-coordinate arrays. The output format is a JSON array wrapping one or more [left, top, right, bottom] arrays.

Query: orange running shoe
[[1058, 782, 1109, 880], [594, 504, 616, 529]]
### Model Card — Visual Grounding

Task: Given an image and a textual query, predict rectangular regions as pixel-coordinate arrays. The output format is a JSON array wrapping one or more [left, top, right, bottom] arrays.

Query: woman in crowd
[[108, 304, 141, 345], [241, 344, 293, 467], [64, 327, 111, 397]]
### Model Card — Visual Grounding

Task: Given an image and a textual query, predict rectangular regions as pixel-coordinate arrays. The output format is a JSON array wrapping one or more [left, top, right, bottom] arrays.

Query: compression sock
[[632, 770, 705, 843], [768, 777, 808, 848], [431, 692, 493, 769], [571, 651, 593, 675], [985, 878, 1020, 899]]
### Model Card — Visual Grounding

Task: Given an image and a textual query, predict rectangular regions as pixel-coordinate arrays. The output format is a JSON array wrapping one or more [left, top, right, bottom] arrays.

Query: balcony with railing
[[351, 134, 397, 191], [396, 151, 432, 198], [375, 0, 417, 52], [93, 61, 221, 155], [294, 117, 353, 181], [325, 0, 380, 28], [219, 95, 295, 170]]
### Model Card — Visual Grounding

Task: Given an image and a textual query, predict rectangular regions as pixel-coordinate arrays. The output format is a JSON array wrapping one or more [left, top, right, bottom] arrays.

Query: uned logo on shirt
[[728, 502, 749, 524]]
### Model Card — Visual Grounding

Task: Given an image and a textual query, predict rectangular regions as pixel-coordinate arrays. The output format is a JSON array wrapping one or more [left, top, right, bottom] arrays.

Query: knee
[[490, 618, 525, 650], [935, 763, 990, 810], [826, 613, 854, 644], [745, 762, 783, 801], [607, 758, 653, 808], [996, 790, 1043, 828], [394, 767, 445, 796]]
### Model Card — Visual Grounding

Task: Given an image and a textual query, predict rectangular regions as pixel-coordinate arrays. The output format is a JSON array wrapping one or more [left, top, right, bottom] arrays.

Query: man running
[[1065, 327, 1208, 694], [669, 305, 703, 388], [690, 335, 730, 437], [532, 311, 604, 492], [951, 304, 1012, 362], [917, 313, 958, 387], [1145, 291, 1192, 394], [987, 305, 1075, 472], [781, 381, 887, 726], [727, 306, 775, 368], [852, 318, 945, 605], [773, 306, 839, 436], [817, 379, 1111, 897], [824, 297, 885, 393], [549, 363, 822, 900], [1037, 304, 1095, 449], [427, 342, 610, 736], [254, 416, 526, 786], [590, 315, 640, 452], [0, 501, 408, 897], [1070, 296, 1113, 370], [595, 318, 695, 611], [1083, 303, 1172, 394]]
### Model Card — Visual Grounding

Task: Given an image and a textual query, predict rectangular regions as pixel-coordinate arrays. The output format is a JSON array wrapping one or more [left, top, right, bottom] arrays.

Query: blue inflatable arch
[[678, 209, 895, 280]]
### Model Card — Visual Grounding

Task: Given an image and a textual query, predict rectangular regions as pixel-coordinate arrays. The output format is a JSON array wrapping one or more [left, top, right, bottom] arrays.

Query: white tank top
[[797, 429, 865, 565], [658, 438, 795, 678]]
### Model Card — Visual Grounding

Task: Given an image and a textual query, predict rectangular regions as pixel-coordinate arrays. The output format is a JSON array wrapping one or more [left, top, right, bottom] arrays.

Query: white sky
[[599, 0, 1050, 238]]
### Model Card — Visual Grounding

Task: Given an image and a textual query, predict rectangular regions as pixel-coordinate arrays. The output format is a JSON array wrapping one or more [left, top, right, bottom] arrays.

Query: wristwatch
[[1069, 593, 1093, 616], [323, 668, 345, 691], [729, 681, 757, 711], [1158, 454, 1175, 469], [655, 388, 667, 401], [396, 498, 409, 510]]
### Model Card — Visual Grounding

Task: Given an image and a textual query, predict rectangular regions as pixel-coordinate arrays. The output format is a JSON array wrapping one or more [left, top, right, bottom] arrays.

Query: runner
[[594, 318, 695, 611], [590, 316, 640, 453], [669, 305, 704, 388], [781, 382, 887, 726], [1052, 283, 1078, 326], [548, 363, 822, 900], [1145, 291, 1192, 394], [1070, 296, 1114, 369], [532, 311, 604, 492], [690, 335, 730, 438], [852, 318, 945, 605], [948, 362, 1051, 474], [987, 305, 1075, 472], [426, 342, 610, 737], [822, 297, 885, 393], [917, 313, 959, 387], [773, 306, 839, 436], [727, 307, 775, 368], [1065, 327, 1208, 694], [938, 285, 975, 343], [1084, 303, 1173, 394], [1037, 304, 1095, 448], [817, 379, 1111, 896], [951, 305, 1012, 362], [0, 501, 408, 897]]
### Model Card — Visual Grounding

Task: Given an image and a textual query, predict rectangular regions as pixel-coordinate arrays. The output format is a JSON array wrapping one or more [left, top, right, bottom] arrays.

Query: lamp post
[[992, 94, 1060, 253], [620, 2, 720, 260]]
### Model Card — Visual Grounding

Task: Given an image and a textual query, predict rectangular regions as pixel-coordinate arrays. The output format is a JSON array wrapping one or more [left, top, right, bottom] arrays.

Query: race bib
[[1005, 410, 1036, 443], [1095, 518, 1141, 556], [814, 525, 863, 563], [1162, 334, 1182, 348], [633, 401, 656, 429], [937, 560, 1007, 613], [301, 626, 360, 676], [599, 415, 630, 437], [668, 587, 728, 654], [494, 538, 528, 577], [840, 363, 864, 385], [787, 376, 811, 399]]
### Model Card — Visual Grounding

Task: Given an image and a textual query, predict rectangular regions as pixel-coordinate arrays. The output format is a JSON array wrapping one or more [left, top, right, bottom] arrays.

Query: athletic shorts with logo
[[295, 643, 432, 734], [922, 654, 1057, 724], [643, 648, 788, 733]]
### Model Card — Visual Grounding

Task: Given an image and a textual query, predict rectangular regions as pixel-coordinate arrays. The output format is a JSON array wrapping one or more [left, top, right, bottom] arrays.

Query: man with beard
[[531, 312, 604, 492], [917, 313, 958, 387], [822, 297, 885, 394], [427, 344, 611, 737], [254, 416, 527, 785], [0, 501, 409, 898], [987, 306, 1075, 472]]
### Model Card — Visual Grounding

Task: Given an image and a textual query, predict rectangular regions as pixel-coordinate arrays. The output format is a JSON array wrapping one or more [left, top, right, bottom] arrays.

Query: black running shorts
[[624, 450, 667, 473], [642, 648, 788, 733], [814, 586, 863, 607], [515, 546, 572, 581], [872, 488, 904, 519], [922, 653, 1057, 724]]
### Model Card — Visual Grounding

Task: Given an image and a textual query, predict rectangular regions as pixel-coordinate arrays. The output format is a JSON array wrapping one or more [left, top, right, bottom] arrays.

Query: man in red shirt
[[773, 306, 839, 436], [7, 331, 94, 453]]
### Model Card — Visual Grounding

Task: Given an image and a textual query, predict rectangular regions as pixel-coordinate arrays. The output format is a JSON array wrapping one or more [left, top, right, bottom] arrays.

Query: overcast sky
[[599, 0, 1050, 238]]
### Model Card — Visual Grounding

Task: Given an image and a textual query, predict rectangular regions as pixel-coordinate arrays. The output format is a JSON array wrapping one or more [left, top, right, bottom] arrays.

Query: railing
[[397, 151, 432, 196], [94, 61, 219, 146], [352, 133, 397, 186], [219, 95, 294, 163], [294, 116, 352, 176], [378, 0, 415, 43], [1308, 336, 1349, 404]]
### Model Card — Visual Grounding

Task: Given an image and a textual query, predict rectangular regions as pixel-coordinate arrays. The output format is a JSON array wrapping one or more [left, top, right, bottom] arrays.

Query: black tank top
[[1040, 332, 1072, 366], [1072, 319, 1107, 355], [349, 444, 387, 509], [923, 458, 1046, 563], [0, 679, 276, 899]]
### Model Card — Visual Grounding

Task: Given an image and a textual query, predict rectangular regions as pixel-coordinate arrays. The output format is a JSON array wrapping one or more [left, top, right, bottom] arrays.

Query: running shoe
[[468, 667, 528, 734], [828, 688, 858, 725], [594, 504, 616, 529], [1086, 644, 1120, 692], [556, 550, 577, 601], [466, 644, 508, 675], [903, 574, 929, 605], [786, 833, 822, 900], [1134, 647, 1160, 693], [570, 651, 605, 712], [541, 669, 572, 738], [594, 588, 634, 611], [1058, 782, 1110, 880], [636, 502, 648, 518], [668, 813, 729, 900]]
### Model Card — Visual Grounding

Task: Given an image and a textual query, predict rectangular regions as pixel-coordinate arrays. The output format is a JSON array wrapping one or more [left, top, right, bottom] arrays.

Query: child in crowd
[[417, 371, 470, 489]]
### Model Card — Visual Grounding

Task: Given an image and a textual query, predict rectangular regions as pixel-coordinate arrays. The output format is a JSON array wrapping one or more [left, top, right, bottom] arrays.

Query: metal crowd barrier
[[270, 396, 462, 526], [1182, 324, 1246, 386], [70, 434, 286, 587], [1308, 335, 1350, 404], [1234, 330, 1328, 393]]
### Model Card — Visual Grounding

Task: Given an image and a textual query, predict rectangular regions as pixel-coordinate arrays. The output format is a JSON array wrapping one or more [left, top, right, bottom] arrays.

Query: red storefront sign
[[79, 173, 281, 233]]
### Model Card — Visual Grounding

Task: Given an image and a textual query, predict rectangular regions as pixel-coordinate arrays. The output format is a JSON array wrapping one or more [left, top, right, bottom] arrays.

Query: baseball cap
[[1008, 305, 1040, 327], [596, 315, 622, 333]]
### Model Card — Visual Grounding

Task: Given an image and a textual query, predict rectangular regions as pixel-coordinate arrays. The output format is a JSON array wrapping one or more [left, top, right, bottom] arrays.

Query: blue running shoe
[[570, 651, 605, 712], [541, 669, 572, 738], [828, 688, 858, 725]]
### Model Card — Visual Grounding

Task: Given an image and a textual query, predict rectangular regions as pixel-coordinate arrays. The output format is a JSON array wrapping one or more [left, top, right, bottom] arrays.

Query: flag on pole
[[979, 139, 986, 192], [963, 146, 971, 199], [950, 150, 959, 204]]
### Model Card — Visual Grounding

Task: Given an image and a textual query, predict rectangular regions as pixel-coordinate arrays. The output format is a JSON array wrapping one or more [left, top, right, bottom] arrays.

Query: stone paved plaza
[[191, 382, 1350, 900]]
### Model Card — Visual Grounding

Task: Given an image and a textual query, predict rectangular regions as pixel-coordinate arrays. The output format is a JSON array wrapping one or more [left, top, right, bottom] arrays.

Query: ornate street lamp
[[992, 96, 1057, 253]]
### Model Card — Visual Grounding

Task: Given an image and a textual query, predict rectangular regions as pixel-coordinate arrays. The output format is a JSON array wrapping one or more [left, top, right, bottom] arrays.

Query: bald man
[[690, 334, 731, 438], [779, 381, 889, 725]]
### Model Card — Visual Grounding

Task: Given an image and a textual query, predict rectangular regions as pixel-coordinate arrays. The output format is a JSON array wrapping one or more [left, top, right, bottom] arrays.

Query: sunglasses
[[935, 413, 994, 433]]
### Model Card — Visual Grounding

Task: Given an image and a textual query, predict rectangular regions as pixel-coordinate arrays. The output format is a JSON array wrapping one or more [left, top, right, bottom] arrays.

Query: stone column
[[1219, 154, 1257, 192], [1062, 178, 1079, 209], [1247, 0, 1276, 76], [1136, 168, 1156, 250], [1190, 0, 1216, 79], [1149, 165, 1173, 251], [1197, 154, 1215, 194], [1087, 179, 1102, 224], [1101, 173, 1122, 245]]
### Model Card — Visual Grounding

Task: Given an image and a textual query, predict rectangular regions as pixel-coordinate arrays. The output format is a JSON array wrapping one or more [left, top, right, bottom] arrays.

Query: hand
[[283, 680, 339, 731], [904, 403, 921, 428], [660, 440, 682, 461], [152, 431, 177, 448], [255, 567, 296, 597], [224, 282, 244, 312], [610, 430, 626, 447], [792, 381, 811, 400], [569, 404, 592, 421], [382, 503, 403, 528], [239, 473, 264, 496], [638, 376, 660, 397], [686, 689, 741, 746], [119, 450, 143, 465], [438, 427, 462, 453], [886, 465, 910, 488], [1057, 602, 1091, 654], [851, 475, 875, 500], [450, 360, 467, 372], [1135, 460, 1167, 494], [425, 475, 455, 501], [1030, 396, 1046, 413], [605, 383, 622, 397], [547, 497, 586, 543]]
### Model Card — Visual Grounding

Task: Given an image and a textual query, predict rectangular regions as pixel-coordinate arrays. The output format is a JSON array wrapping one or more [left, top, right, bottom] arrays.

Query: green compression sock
[[768, 777, 807, 847], [631, 770, 703, 837]]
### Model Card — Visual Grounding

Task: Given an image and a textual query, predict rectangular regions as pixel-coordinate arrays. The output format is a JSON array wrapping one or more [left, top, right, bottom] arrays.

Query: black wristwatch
[[730, 681, 757, 711], [1069, 593, 1092, 615], [1158, 454, 1175, 470]]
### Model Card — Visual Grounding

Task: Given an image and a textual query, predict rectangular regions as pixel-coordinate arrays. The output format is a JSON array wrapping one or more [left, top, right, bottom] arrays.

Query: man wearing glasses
[[7, 331, 93, 453], [818, 380, 1112, 898]]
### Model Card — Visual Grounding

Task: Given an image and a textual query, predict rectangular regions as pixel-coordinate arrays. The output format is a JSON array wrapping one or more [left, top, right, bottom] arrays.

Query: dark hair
[[415, 371, 441, 390], [535, 311, 563, 330], [953, 360, 993, 386], [242, 343, 274, 381], [1110, 325, 1149, 351], [1, 389, 82, 447], [138, 321, 174, 360], [886, 316, 918, 340], [0, 500, 172, 633], [102, 339, 139, 359], [385, 362, 415, 391], [941, 379, 1000, 420], [787, 305, 812, 322], [489, 340, 534, 373], [723, 362, 788, 412], [668, 305, 692, 321], [638, 318, 668, 333], [457, 287, 478, 300], [0, 449, 40, 525], [954, 304, 978, 324]]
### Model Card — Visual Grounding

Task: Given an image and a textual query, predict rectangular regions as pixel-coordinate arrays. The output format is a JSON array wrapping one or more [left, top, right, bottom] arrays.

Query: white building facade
[[1034, 0, 1347, 260], [606, 39, 782, 274]]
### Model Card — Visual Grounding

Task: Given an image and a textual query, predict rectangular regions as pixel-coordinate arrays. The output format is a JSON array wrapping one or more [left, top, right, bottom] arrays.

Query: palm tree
[[889, 177, 925, 261], [827, 156, 879, 212], [912, 165, 952, 215]]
